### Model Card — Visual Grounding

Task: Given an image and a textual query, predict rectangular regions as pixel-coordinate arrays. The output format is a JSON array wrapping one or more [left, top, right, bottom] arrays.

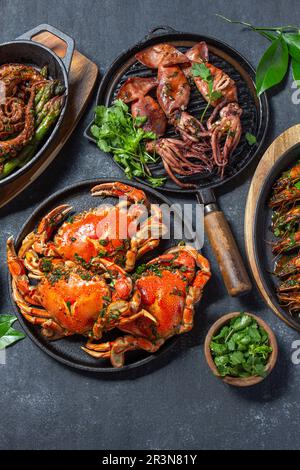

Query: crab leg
[[90, 258, 133, 300], [91, 182, 149, 208], [82, 335, 164, 368], [7, 237, 38, 301], [92, 297, 156, 339], [126, 204, 167, 271], [18, 204, 72, 258]]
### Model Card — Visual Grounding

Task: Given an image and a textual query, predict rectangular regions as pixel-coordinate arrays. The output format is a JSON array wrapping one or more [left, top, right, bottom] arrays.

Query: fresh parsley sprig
[[218, 14, 300, 95], [91, 100, 166, 188], [191, 62, 223, 121]]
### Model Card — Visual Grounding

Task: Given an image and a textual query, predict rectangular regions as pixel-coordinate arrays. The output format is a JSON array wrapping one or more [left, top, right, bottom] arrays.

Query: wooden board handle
[[204, 210, 252, 296]]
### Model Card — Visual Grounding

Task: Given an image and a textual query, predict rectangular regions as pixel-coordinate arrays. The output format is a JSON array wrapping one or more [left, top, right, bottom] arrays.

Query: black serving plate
[[9, 179, 202, 373], [253, 142, 300, 330]]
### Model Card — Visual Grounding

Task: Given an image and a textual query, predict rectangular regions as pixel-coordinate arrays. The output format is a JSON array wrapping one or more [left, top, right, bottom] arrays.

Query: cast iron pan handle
[[144, 25, 178, 40], [16, 24, 75, 72], [199, 194, 252, 296]]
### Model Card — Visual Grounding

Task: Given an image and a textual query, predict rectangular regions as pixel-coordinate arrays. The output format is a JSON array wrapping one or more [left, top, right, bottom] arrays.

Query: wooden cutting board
[[0, 31, 98, 208], [244, 124, 300, 330]]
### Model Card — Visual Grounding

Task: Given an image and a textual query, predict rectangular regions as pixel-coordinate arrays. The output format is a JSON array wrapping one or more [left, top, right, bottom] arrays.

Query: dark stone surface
[[0, 0, 299, 450]]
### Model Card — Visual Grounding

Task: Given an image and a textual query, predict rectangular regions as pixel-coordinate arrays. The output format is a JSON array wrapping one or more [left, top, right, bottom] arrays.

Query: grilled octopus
[[0, 64, 47, 159]]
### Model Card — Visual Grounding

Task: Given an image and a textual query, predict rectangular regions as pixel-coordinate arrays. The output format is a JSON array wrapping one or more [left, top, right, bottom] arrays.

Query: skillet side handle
[[16, 24, 74, 73], [204, 207, 252, 296]]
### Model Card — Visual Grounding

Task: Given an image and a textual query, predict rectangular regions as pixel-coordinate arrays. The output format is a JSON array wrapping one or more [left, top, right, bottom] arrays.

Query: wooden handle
[[204, 210, 252, 296]]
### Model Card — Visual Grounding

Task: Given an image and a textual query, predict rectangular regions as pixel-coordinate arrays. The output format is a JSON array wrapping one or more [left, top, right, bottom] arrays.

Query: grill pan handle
[[144, 25, 178, 40], [199, 194, 252, 296], [16, 24, 74, 73]]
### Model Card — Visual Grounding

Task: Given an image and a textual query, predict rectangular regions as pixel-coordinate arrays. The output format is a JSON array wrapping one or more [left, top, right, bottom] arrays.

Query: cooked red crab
[[116, 76, 167, 136], [6, 236, 148, 340], [83, 245, 211, 367], [19, 182, 166, 273]]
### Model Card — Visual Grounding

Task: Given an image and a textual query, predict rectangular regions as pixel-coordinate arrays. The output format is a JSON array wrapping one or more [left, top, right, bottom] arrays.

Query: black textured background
[[0, 0, 299, 450]]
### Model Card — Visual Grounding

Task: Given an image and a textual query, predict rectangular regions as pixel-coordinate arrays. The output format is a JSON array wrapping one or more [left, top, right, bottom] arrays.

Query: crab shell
[[126, 246, 210, 339], [7, 237, 134, 341], [37, 263, 111, 337], [83, 245, 211, 367], [29, 182, 165, 273]]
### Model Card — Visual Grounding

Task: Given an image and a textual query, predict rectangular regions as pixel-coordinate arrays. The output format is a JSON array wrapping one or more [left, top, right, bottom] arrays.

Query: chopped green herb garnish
[[210, 313, 272, 378], [40, 258, 53, 273], [245, 132, 257, 145], [191, 63, 223, 122]]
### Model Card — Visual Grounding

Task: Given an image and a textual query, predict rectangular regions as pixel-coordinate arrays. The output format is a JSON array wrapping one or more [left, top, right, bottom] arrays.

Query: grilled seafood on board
[[269, 162, 300, 318], [7, 182, 210, 367], [0, 63, 65, 179], [106, 41, 243, 188]]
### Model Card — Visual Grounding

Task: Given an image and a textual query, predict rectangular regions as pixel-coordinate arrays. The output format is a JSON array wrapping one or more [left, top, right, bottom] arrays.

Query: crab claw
[[18, 204, 72, 258], [7, 236, 37, 300], [82, 335, 163, 368], [91, 182, 149, 207], [90, 258, 133, 300]]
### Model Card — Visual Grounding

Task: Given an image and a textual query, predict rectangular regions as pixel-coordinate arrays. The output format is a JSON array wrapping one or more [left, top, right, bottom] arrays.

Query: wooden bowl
[[204, 312, 278, 387]]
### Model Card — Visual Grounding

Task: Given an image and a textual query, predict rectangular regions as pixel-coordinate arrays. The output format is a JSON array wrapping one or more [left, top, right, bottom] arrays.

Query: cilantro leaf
[[245, 132, 257, 145], [191, 62, 211, 80], [91, 100, 165, 188], [210, 313, 272, 378]]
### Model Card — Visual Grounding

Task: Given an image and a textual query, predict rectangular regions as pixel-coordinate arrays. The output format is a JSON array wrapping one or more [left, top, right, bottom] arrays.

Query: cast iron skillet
[[253, 142, 300, 330], [0, 23, 74, 188], [8, 178, 201, 373], [84, 25, 269, 297]]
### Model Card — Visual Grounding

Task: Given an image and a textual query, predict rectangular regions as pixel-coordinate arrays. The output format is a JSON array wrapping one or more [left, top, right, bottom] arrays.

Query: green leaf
[[245, 132, 257, 145], [283, 33, 300, 62], [146, 176, 166, 188], [210, 342, 228, 356], [292, 57, 300, 84], [210, 90, 223, 101], [0, 315, 26, 350], [212, 325, 230, 341], [232, 314, 253, 332], [256, 36, 289, 95], [0, 327, 25, 350], [191, 62, 210, 80], [294, 181, 300, 190], [230, 351, 244, 365]]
